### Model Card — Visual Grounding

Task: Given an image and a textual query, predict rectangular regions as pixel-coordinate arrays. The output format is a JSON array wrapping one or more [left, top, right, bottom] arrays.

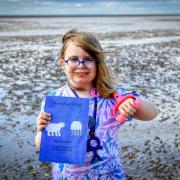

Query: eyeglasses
[[64, 57, 98, 69]]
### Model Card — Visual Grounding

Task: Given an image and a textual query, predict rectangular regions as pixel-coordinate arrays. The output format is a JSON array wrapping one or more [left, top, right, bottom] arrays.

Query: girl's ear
[[58, 58, 64, 66]]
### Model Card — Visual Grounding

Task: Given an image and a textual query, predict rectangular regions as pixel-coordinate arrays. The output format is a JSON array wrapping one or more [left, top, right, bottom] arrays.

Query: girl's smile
[[74, 71, 89, 76]]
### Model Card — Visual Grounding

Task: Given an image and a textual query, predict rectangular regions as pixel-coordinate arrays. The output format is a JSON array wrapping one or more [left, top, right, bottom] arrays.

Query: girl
[[35, 29, 157, 180]]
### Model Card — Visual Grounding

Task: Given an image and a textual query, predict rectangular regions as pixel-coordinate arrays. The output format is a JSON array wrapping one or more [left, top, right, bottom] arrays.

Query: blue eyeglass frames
[[64, 57, 98, 68]]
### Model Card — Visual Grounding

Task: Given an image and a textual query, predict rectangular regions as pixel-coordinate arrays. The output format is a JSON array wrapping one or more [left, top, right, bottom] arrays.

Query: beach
[[0, 16, 180, 180]]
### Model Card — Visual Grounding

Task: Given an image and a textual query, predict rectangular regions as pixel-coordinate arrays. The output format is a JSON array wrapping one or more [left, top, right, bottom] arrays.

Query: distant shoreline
[[0, 14, 180, 18]]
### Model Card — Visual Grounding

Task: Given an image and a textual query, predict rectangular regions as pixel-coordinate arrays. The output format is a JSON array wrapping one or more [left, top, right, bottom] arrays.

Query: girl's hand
[[36, 112, 51, 132], [118, 98, 136, 117]]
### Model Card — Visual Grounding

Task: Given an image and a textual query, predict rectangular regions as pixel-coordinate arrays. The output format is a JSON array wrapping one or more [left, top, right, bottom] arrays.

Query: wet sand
[[0, 16, 180, 180]]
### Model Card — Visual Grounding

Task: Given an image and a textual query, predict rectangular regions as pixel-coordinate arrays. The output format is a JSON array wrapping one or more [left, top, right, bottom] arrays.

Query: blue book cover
[[39, 96, 89, 165]]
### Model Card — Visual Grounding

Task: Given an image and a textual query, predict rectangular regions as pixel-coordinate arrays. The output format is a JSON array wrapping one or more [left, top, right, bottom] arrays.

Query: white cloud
[[75, 3, 84, 7], [104, 2, 122, 8]]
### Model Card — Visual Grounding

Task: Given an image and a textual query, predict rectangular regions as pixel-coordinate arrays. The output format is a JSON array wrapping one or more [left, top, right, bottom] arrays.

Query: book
[[39, 96, 89, 165]]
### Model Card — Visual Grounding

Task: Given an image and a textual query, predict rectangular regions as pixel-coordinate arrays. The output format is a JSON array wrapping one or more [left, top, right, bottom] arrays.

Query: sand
[[0, 16, 180, 180]]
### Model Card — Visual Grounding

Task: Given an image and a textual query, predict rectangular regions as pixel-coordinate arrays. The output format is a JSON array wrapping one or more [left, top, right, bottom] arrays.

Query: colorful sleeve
[[116, 87, 140, 97], [40, 97, 46, 112], [115, 87, 140, 122], [40, 90, 57, 112]]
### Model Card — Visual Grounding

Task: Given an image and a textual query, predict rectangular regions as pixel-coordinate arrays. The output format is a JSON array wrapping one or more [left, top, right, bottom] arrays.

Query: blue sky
[[0, 0, 180, 15]]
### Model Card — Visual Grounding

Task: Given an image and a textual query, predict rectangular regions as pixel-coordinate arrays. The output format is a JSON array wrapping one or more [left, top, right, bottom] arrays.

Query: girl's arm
[[118, 98, 157, 121], [133, 99, 157, 120], [35, 131, 42, 151]]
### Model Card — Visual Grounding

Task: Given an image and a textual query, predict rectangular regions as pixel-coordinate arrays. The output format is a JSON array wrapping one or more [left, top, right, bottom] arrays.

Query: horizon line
[[0, 13, 180, 18]]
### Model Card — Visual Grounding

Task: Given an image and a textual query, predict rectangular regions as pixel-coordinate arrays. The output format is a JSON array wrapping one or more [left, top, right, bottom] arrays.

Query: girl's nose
[[78, 61, 85, 68]]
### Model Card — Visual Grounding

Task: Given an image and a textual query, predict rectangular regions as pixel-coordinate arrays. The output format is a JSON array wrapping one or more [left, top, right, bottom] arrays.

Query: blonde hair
[[60, 29, 117, 98]]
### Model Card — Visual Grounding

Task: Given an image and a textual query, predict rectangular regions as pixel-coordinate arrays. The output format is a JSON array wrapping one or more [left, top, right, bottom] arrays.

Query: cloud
[[104, 2, 122, 8], [75, 3, 84, 7]]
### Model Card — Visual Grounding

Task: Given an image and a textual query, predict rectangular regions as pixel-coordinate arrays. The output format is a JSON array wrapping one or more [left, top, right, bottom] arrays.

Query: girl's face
[[60, 43, 97, 90]]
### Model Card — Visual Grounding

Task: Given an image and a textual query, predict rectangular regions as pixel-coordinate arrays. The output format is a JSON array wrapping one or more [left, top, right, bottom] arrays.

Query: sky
[[0, 0, 180, 16]]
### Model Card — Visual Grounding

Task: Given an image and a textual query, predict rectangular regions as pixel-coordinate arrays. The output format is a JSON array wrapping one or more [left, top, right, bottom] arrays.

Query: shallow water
[[0, 16, 180, 180]]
